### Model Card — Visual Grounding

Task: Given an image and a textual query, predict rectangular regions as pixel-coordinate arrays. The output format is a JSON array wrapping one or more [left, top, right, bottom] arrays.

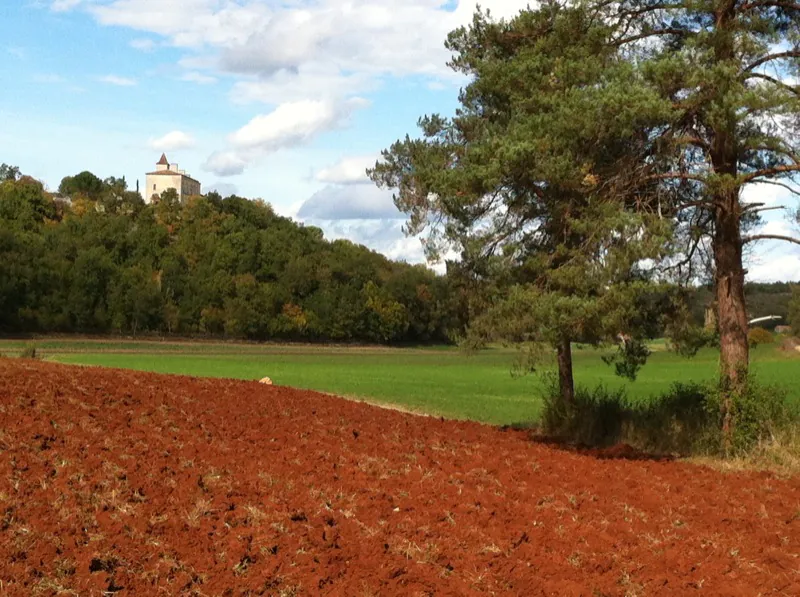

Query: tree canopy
[[0, 166, 465, 345]]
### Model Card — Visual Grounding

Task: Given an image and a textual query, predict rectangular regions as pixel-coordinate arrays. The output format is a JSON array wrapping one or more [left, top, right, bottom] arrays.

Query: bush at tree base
[[540, 374, 792, 457]]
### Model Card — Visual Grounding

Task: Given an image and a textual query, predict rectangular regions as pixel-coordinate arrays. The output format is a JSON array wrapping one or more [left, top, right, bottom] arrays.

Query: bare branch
[[744, 179, 800, 198], [645, 171, 708, 183], [614, 28, 687, 46], [671, 135, 711, 151], [739, 1, 800, 10], [741, 164, 800, 183], [743, 72, 800, 96], [742, 204, 788, 213], [742, 234, 800, 246], [744, 51, 800, 74]]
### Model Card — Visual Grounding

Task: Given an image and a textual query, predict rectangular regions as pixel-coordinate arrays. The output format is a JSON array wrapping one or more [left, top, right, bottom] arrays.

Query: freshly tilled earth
[[1, 359, 799, 596]]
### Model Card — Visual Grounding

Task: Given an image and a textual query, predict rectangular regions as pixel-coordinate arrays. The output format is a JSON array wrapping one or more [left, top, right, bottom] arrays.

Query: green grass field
[[2, 338, 798, 426]]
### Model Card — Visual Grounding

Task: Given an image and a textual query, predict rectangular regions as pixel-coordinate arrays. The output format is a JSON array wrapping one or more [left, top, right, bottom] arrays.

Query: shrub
[[540, 374, 793, 457], [704, 377, 790, 456], [540, 375, 629, 447], [748, 327, 774, 347]]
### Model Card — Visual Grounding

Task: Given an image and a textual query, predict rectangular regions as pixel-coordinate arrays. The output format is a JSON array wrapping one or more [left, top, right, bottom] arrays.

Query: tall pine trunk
[[713, 202, 749, 449], [556, 337, 575, 405]]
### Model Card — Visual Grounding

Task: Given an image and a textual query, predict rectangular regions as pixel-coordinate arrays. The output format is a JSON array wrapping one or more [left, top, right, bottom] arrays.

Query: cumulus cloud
[[98, 74, 137, 86], [89, 0, 267, 48], [229, 98, 368, 151], [298, 185, 402, 220], [315, 155, 377, 185], [149, 130, 195, 151], [201, 98, 369, 175], [308, 219, 428, 265], [203, 151, 247, 177], [59, 0, 532, 104], [181, 71, 217, 85]]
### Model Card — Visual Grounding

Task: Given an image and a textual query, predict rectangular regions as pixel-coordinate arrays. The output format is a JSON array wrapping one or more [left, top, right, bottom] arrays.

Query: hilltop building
[[145, 153, 201, 203]]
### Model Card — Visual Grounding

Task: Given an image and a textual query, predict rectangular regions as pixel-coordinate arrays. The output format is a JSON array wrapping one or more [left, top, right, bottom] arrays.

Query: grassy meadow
[[2, 338, 798, 426]]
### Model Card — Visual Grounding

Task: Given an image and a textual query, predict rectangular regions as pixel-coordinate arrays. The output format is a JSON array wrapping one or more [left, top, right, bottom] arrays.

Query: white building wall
[[144, 173, 202, 203], [145, 173, 182, 203]]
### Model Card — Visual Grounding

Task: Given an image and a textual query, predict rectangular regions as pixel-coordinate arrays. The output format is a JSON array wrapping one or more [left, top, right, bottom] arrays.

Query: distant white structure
[[145, 153, 201, 203]]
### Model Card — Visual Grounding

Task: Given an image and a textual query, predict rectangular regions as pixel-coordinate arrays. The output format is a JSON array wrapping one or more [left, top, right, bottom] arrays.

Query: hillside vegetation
[[0, 170, 465, 344]]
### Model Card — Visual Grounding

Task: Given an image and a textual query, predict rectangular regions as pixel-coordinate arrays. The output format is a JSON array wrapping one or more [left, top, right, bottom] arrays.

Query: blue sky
[[2, 0, 799, 281]]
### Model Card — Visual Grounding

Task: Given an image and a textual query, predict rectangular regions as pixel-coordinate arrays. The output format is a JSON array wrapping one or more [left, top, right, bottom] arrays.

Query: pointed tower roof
[[157, 153, 169, 166]]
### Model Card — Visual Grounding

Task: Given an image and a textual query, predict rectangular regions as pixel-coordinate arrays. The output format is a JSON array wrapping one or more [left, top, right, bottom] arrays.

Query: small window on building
[[153, 184, 156, 190]]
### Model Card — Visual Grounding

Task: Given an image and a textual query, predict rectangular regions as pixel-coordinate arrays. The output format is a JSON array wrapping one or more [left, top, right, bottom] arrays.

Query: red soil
[[1, 360, 799, 596]]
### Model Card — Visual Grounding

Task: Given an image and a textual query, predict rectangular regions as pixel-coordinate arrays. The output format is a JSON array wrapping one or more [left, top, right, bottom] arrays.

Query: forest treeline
[[0, 165, 795, 344], [0, 166, 468, 343]]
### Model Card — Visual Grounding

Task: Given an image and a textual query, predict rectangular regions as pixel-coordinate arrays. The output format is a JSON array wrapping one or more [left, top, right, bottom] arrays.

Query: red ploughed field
[[1, 360, 799, 596]]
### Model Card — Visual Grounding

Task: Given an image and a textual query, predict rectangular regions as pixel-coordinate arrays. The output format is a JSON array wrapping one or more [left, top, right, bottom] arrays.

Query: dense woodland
[[0, 166, 468, 344]]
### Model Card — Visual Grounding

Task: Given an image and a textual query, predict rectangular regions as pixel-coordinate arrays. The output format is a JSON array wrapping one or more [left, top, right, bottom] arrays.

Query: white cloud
[[741, 181, 798, 208], [130, 38, 157, 52], [149, 130, 195, 151], [754, 218, 798, 238], [315, 155, 378, 185], [203, 151, 247, 177], [181, 71, 217, 85], [749, 253, 800, 282], [298, 184, 402, 220], [89, 0, 267, 48], [307, 218, 428, 265], [7, 46, 25, 59], [98, 74, 137, 86], [230, 68, 374, 105], [229, 98, 368, 152], [64, 0, 531, 103]]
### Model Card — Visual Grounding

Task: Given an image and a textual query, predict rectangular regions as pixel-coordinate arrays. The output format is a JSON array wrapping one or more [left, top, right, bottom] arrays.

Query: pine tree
[[369, 3, 674, 405], [588, 0, 800, 442]]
